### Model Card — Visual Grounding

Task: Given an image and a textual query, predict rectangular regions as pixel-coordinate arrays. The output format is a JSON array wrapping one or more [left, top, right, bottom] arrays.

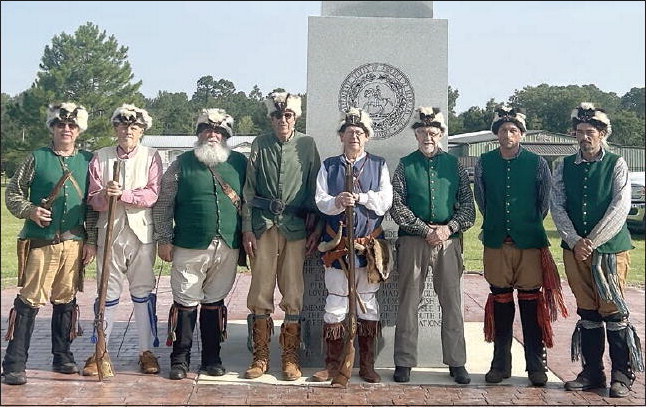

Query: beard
[[194, 140, 230, 167]]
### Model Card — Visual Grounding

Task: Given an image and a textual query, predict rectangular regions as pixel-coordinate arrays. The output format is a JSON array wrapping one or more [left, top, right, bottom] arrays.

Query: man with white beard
[[153, 108, 247, 380]]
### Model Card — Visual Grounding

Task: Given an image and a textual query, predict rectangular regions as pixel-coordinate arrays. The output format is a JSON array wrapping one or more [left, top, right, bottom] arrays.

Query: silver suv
[[627, 171, 645, 232]]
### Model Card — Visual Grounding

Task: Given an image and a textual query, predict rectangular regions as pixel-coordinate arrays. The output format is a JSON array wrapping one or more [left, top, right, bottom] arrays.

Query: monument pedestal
[[302, 1, 449, 369]]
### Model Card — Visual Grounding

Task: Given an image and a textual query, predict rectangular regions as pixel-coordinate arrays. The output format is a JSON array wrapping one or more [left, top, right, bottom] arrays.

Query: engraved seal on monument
[[339, 62, 415, 140]]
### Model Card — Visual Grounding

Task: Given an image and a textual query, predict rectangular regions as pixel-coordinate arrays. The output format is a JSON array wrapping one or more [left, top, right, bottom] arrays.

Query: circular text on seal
[[339, 63, 415, 140]]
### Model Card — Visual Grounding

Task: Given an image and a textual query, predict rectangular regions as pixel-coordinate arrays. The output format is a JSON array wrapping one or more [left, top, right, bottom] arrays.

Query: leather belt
[[249, 196, 305, 216]]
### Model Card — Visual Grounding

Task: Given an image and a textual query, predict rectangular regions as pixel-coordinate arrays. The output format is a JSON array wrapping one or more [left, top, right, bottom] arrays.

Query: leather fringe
[[203, 304, 228, 342], [4, 307, 16, 341], [570, 321, 582, 362], [166, 304, 178, 346], [70, 303, 83, 340]]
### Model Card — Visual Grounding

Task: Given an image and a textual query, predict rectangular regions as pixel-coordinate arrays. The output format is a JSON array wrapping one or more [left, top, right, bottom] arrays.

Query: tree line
[[2, 22, 645, 176]]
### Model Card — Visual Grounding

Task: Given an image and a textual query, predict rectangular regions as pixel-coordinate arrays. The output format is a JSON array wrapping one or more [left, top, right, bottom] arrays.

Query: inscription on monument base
[[300, 236, 445, 368]]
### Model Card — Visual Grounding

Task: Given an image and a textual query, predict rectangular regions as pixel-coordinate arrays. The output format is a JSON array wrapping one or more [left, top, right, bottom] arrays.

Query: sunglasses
[[272, 112, 295, 120], [55, 122, 78, 130]]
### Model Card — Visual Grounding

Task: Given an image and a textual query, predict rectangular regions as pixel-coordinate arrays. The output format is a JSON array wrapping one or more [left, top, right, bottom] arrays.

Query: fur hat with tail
[[491, 106, 527, 134], [411, 107, 447, 133], [264, 92, 302, 118], [111, 104, 153, 130], [571, 102, 612, 136], [46, 102, 89, 132], [338, 107, 374, 139], [195, 108, 234, 138]]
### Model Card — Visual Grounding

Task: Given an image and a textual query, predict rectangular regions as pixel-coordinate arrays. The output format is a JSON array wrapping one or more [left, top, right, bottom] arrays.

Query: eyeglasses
[[55, 122, 78, 130], [272, 112, 295, 120], [344, 129, 365, 137]]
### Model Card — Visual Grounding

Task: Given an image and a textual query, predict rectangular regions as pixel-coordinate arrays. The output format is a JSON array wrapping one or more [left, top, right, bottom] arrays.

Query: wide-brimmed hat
[[338, 107, 374, 139], [195, 108, 234, 138], [111, 104, 152, 130], [571, 102, 612, 136], [411, 107, 446, 133], [264, 92, 302, 118], [491, 106, 527, 134], [46, 102, 89, 132]]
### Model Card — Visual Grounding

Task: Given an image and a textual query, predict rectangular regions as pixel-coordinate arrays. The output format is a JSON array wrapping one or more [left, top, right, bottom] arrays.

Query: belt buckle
[[269, 199, 285, 215]]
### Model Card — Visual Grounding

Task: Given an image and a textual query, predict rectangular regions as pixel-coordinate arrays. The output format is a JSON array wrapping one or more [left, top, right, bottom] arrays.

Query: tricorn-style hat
[[570, 102, 612, 136], [338, 107, 374, 139], [264, 92, 302, 118], [46, 102, 89, 132], [411, 107, 447, 132], [111, 104, 153, 130], [195, 108, 234, 138], [491, 106, 527, 134]]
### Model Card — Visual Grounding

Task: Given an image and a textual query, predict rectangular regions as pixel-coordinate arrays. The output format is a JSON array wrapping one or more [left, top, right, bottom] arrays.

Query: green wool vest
[[561, 151, 632, 253], [399, 150, 460, 238], [480, 148, 549, 249], [22, 147, 92, 240], [174, 150, 247, 250]]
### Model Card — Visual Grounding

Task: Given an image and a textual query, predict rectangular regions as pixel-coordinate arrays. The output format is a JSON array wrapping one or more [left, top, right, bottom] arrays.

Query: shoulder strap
[[208, 167, 242, 215]]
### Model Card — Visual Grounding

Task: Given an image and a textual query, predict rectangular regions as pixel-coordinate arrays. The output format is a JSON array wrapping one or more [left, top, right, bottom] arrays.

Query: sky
[[1, 1, 645, 113]]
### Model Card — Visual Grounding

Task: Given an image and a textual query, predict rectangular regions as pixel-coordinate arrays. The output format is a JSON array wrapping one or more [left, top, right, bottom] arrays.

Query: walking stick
[[331, 161, 357, 388], [95, 160, 120, 381]]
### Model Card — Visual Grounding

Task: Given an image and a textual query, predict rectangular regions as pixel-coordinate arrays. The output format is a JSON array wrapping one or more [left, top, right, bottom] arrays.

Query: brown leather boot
[[279, 321, 302, 381], [311, 322, 345, 382], [244, 315, 272, 379], [358, 319, 381, 383]]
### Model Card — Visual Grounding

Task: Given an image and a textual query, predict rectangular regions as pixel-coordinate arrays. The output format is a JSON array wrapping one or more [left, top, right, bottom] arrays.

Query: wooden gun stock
[[331, 161, 357, 388], [95, 161, 120, 381], [40, 170, 72, 227]]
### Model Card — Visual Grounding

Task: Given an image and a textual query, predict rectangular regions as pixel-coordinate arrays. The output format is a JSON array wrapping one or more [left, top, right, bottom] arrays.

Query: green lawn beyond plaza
[[1, 186, 645, 289]]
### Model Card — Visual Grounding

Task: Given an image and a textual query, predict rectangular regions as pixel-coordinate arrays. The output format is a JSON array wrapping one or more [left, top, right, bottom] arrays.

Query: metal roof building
[[448, 130, 645, 172]]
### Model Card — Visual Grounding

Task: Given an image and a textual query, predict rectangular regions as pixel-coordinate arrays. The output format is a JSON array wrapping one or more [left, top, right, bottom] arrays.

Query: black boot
[[199, 300, 226, 376], [485, 288, 514, 384], [607, 317, 639, 398], [565, 310, 606, 391], [518, 290, 547, 387], [51, 299, 80, 374], [168, 302, 197, 380], [2, 296, 39, 385]]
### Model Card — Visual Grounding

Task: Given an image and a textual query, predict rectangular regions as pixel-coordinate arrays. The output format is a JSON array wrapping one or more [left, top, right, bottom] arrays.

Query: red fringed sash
[[483, 292, 514, 342]]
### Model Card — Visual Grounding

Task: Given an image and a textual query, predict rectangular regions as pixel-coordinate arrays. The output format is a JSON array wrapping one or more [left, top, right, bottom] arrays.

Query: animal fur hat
[[46, 102, 89, 132], [491, 106, 527, 134], [195, 108, 234, 138], [111, 104, 153, 130], [411, 107, 447, 133], [265, 92, 302, 118], [338, 107, 374, 139], [571, 102, 612, 136]]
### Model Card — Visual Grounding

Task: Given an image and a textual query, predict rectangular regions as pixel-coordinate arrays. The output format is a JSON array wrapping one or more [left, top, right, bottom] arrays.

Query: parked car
[[627, 171, 645, 232]]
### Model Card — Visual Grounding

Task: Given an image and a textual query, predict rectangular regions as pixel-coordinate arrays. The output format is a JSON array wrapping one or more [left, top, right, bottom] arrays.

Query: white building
[[141, 135, 256, 171]]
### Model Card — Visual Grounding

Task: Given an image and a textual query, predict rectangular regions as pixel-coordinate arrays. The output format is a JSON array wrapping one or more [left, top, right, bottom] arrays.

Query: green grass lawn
[[464, 208, 645, 285], [1, 186, 645, 288]]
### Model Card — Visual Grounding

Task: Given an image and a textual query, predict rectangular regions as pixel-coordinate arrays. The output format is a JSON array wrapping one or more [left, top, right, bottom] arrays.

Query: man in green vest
[[2, 102, 96, 385], [550, 102, 643, 398], [474, 106, 553, 387], [153, 108, 247, 380], [391, 107, 475, 384], [242, 92, 322, 381]]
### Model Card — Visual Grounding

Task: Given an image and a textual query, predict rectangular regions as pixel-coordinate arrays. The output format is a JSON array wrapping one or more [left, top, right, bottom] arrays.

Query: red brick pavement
[[1, 272, 645, 406]]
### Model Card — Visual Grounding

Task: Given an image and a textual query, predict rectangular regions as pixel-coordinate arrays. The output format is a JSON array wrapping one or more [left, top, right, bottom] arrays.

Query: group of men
[[1, 94, 642, 399]]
